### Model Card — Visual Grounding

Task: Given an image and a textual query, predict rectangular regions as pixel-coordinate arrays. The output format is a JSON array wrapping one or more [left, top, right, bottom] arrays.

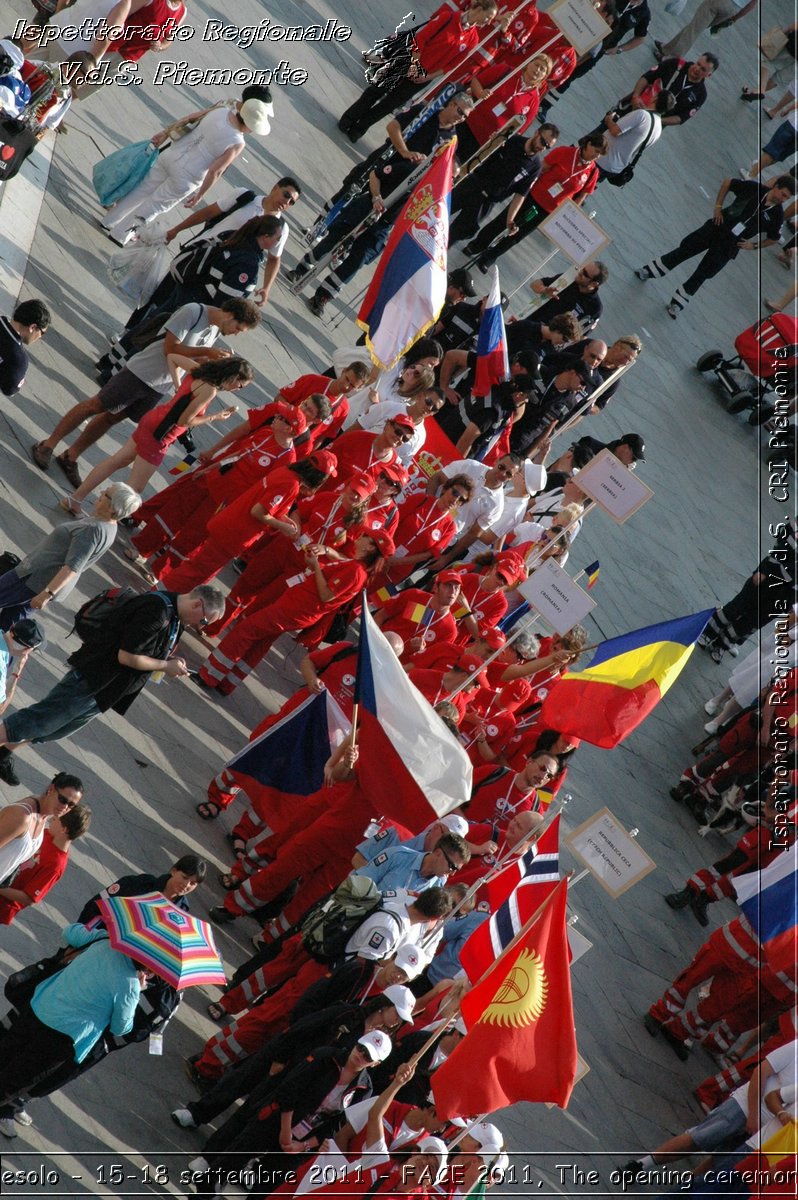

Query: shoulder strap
[[628, 113, 656, 171]]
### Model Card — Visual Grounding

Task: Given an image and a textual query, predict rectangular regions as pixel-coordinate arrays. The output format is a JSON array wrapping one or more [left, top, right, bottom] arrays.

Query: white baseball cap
[[394, 944, 422, 978], [240, 98, 271, 135], [524, 461, 547, 494], [357, 1030, 393, 1063], [441, 813, 469, 837], [417, 1136, 449, 1180], [382, 984, 415, 1023]]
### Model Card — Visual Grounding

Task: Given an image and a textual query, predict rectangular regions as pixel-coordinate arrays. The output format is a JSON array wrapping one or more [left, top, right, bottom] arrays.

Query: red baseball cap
[[494, 551, 527, 587], [500, 678, 533, 710], [378, 461, 410, 488], [367, 527, 395, 557], [347, 471, 377, 499], [310, 449, 338, 477], [389, 413, 415, 433], [478, 626, 506, 650], [453, 652, 487, 684], [436, 569, 464, 586], [272, 400, 307, 434]]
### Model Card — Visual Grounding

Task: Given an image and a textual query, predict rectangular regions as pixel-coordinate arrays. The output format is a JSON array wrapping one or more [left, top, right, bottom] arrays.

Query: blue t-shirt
[[428, 909, 490, 985], [353, 846, 445, 893]]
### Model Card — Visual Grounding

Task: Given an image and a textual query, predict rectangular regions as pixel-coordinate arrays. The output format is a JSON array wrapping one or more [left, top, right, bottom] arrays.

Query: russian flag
[[355, 602, 472, 830], [472, 266, 509, 399], [734, 847, 798, 976], [357, 140, 456, 371], [223, 691, 350, 828]]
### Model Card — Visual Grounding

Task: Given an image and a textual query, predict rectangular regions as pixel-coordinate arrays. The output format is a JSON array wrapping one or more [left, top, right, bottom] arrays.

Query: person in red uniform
[[206, 471, 377, 637], [319, 417, 416, 491], [129, 400, 306, 578], [461, 677, 531, 763], [694, 1005, 798, 1114], [465, 750, 558, 830], [198, 528, 395, 695], [374, 572, 463, 661], [504, 727, 579, 794], [158, 453, 336, 592], [370, 475, 475, 591], [0, 803, 91, 924], [456, 808, 543, 890], [278, 362, 370, 454], [455, 54, 552, 163], [451, 551, 526, 642], [409, 624, 506, 672], [338, 0, 499, 140], [465, 132, 606, 269], [362, 464, 408, 536], [520, 10, 578, 93], [408, 653, 487, 722]]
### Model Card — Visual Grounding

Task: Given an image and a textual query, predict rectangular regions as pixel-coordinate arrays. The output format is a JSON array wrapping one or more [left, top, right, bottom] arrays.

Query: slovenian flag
[[540, 610, 714, 749], [357, 140, 456, 371], [734, 848, 797, 976], [472, 266, 509, 398], [354, 601, 472, 829]]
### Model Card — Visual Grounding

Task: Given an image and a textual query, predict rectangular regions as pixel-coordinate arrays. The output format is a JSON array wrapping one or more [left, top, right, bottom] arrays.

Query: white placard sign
[[517, 558, 596, 635], [548, 0, 612, 55], [574, 448, 654, 524], [568, 925, 593, 963], [540, 201, 611, 267], [566, 807, 656, 898]]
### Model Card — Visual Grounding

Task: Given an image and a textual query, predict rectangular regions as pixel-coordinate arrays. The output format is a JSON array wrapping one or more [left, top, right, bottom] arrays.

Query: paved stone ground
[[0, 0, 794, 1194]]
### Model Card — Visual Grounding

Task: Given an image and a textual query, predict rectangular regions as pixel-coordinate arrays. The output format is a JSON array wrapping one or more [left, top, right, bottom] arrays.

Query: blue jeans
[[4, 669, 100, 744]]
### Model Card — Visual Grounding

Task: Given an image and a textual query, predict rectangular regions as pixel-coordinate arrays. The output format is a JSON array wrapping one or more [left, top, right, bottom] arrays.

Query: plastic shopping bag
[[107, 240, 171, 305], [93, 139, 158, 206]]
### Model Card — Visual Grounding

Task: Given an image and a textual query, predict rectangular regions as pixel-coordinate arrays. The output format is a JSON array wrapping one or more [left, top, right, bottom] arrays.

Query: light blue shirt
[[356, 826, 429, 861], [0, 639, 10, 705], [31, 924, 141, 1062], [427, 909, 490, 985], [353, 846, 445, 894]]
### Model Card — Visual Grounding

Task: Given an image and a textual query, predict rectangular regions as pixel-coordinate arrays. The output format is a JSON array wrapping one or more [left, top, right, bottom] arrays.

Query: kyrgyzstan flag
[[358, 140, 455, 371], [431, 878, 577, 1118], [472, 265, 509, 398], [355, 602, 472, 828]]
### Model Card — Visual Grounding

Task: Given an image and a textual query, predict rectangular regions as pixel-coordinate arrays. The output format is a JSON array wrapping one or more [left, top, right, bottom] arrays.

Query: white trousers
[[102, 153, 203, 231]]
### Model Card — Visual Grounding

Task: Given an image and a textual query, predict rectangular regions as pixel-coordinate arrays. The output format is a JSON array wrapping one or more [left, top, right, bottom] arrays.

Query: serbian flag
[[355, 602, 472, 827], [734, 847, 798, 976], [432, 878, 577, 1118], [357, 140, 456, 371], [220, 691, 350, 826], [539, 609, 714, 749], [472, 266, 509, 398]]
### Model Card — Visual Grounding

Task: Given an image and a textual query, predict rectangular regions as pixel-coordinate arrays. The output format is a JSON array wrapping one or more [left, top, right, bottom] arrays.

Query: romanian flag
[[355, 602, 472, 829], [374, 584, 399, 604], [358, 140, 455, 370], [432, 878, 577, 1118], [472, 266, 509, 398], [585, 560, 600, 590], [169, 453, 198, 475], [539, 610, 714, 749], [405, 602, 435, 628]]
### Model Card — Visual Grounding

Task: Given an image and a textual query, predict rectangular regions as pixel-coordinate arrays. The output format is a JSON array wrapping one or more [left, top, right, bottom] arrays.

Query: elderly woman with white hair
[[0, 483, 140, 629]]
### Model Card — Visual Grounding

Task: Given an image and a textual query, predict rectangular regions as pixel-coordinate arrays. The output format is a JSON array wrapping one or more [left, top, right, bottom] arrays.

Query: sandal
[[195, 800, 221, 821], [218, 871, 238, 890], [207, 1002, 227, 1023], [58, 496, 84, 518], [225, 833, 247, 861]]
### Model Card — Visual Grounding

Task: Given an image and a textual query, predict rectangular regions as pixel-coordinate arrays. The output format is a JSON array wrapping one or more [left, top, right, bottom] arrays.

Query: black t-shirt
[[722, 180, 785, 242], [506, 318, 549, 359], [68, 592, 181, 714], [635, 58, 708, 123], [467, 134, 544, 201], [434, 298, 483, 352], [533, 278, 603, 333], [0, 317, 29, 397], [605, 0, 651, 45], [373, 105, 458, 197]]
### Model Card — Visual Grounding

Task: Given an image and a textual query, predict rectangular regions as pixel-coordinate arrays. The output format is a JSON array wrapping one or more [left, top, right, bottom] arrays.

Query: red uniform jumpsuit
[[451, 573, 507, 642], [317, 430, 400, 493], [376, 590, 458, 662], [369, 494, 458, 589]]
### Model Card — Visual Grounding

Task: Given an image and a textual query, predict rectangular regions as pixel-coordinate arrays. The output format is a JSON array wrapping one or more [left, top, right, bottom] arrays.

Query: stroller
[[696, 313, 798, 427]]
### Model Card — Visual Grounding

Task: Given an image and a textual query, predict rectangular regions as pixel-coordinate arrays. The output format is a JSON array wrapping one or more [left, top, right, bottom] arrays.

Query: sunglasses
[[380, 473, 402, 489], [197, 600, 208, 628], [454, 104, 470, 118], [56, 791, 78, 808], [393, 429, 414, 442], [424, 394, 443, 409], [281, 190, 298, 205], [440, 849, 462, 873], [494, 463, 515, 477], [539, 135, 555, 149], [448, 489, 469, 503]]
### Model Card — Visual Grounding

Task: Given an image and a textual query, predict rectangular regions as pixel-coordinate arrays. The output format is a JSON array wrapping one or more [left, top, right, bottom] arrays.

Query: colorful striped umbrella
[[97, 891, 227, 989]]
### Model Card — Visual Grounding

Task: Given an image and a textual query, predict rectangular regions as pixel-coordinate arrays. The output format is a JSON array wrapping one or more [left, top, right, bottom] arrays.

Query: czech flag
[[357, 140, 456, 371], [472, 266, 509, 398], [734, 847, 797, 976], [354, 601, 472, 829], [540, 609, 714, 749]]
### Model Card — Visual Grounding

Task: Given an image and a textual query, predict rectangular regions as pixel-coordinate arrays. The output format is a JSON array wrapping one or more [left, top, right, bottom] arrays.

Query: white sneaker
[[171, 1107, 197, 1128], [188, 1156, 210, 1174], [704, 696, 721, 715], [14, 1109, 33, 1126], [0, 1117, 18, 1138], [704, 719, 719, 735], [728, 644, 739, 657]]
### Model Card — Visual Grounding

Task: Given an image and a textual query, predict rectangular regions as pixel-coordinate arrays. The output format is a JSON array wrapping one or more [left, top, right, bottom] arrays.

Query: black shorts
[[98, 368, 162, 419]]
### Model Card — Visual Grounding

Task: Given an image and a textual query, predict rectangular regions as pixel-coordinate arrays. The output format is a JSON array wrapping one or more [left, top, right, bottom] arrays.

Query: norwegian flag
[[460, 816, 561, 982]]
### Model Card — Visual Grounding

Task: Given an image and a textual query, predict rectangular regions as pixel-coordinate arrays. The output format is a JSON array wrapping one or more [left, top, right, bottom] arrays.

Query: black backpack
[[71, 586, 141, 641], [299, 877, 400, 965]]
